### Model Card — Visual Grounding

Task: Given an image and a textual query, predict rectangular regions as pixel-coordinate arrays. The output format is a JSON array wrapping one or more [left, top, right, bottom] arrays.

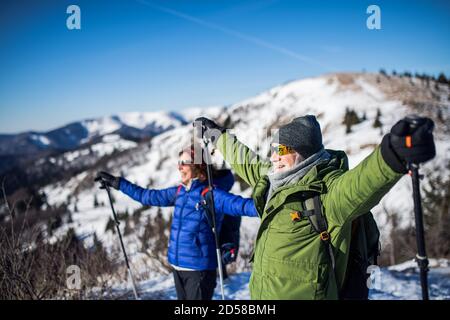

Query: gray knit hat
[[271, 115, 323, 159]]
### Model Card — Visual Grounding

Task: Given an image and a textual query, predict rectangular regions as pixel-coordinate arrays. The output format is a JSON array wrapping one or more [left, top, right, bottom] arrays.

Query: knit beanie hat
[[271, 115, 323, 159]]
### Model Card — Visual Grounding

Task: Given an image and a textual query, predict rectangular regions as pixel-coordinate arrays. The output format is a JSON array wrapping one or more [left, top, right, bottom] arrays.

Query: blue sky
[[1, 0, 449, 133]]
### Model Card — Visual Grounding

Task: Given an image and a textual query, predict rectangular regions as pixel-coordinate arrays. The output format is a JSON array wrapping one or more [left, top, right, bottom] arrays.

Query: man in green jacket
[[194, 115, 435, 300]]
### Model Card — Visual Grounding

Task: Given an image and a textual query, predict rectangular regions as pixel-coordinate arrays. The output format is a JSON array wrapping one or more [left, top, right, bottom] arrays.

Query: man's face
[[178, 152, 198, 184], [270, 144, 302, 173]]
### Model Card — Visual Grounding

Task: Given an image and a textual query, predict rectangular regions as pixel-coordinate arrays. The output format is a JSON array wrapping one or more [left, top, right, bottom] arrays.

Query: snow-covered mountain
[[0, 111, 190, 195], [0, 111, 188, 158], [3, 72, 449, 298]]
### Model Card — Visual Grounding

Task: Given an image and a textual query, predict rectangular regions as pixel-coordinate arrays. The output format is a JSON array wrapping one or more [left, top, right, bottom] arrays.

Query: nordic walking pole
[[100, 180, 140, 300], [408, 162, 429, 300], [202, 138, 226, 300], [405, 115, 429, 300]]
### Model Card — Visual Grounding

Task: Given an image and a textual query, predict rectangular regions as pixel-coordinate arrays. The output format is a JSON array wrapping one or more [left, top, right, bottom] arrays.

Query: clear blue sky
[[1, 0, 449, 133]]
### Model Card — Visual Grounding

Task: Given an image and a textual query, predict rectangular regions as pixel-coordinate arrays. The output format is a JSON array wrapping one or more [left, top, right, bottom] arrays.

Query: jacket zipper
[[175, 190, 189, 266]]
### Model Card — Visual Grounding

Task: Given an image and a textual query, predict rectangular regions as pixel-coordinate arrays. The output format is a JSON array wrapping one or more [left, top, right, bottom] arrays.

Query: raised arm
[[217, 132, 271, 188], [324, 116, 436, 226], [119, 178, 178, 207], [194, 117, 271, 188], [324, 146, 402, 226]]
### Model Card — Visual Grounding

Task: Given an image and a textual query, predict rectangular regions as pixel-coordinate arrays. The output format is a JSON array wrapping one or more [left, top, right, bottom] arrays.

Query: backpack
[[302, 194, 380, 300], [218, 213, 241, 264], [198, 186, 241, 266], [175, 169, 242, 264]]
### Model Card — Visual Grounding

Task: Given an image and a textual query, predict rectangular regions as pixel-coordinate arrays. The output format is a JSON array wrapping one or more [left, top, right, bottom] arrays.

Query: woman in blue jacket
[[96, 145, 257, 300]]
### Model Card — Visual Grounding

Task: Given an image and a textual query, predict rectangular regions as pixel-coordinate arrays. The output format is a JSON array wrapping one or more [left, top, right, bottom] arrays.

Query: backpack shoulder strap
[[176, 184, 183, 196], [304, 196, 328, 234], [201, 186, 210, 197], [196, 186, 215, 229], [304, 195, 336, 271], [172, 184, 183, 203]]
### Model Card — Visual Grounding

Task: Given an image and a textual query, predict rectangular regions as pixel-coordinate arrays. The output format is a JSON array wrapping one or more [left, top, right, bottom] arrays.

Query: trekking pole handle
[[404, 115, 423, 151]]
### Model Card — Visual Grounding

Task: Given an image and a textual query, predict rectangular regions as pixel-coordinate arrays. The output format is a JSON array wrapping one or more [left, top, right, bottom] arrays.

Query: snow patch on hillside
[[30, 134, 51, 146]]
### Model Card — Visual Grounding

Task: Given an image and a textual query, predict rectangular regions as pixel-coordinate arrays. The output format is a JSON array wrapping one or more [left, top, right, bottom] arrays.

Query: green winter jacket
[[217, 132, 403, 300]]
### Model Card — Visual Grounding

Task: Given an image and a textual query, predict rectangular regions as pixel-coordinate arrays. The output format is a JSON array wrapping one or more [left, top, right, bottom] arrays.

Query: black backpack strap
[[304, 195, 336, 271], [195, 187, 215, 229]]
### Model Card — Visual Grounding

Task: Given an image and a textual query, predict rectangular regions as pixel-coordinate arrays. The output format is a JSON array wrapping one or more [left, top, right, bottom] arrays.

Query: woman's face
[[178, 151, 198, 184], [270, 144, 302, 173]]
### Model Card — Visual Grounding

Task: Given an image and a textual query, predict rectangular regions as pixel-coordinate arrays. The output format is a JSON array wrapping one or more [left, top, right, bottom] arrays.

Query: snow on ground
[[370, 260, 450, 300], [106, 259, 450, 300]]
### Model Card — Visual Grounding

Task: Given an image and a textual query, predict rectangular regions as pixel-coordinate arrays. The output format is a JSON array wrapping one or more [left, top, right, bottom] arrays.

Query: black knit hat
[[271, 115, 323, 159]]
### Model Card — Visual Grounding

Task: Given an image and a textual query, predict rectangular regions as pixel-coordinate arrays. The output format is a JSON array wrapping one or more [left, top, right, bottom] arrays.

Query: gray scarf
[[266, 148, 330, 202]]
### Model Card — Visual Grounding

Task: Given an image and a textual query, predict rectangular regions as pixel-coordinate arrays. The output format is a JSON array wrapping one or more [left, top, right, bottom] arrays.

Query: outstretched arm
[[324, 116, 436, 226], [217, 132, 271, 188], [119, 178, 178, 207], [324, 146, 402, 226], [212, 189, 259, 217]]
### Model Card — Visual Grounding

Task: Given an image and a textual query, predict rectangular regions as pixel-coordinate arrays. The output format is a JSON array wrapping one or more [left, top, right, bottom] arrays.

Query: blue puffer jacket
[[119, 171, 257, 270]]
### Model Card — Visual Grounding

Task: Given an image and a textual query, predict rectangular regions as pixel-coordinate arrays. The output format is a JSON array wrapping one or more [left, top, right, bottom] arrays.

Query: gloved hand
[[381, 116, 436, 173], [193, 117, 225, 144], [221, 242, 238, 265], [95, 171, 121, 190]]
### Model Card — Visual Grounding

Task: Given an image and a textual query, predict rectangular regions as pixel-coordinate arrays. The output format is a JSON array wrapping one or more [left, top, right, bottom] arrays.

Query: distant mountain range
[[0, 111, 189, 158]]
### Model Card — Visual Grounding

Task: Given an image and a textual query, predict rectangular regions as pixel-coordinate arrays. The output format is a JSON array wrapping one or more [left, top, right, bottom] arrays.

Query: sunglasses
[[178, 160, 193, 166], [270, 144, 294, 156]]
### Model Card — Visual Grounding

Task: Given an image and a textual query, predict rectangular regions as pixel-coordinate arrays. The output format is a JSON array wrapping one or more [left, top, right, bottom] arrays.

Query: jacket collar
[[182, 178, 207, 191]]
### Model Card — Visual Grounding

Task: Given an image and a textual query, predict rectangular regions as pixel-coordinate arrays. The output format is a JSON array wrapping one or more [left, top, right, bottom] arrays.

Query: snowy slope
[[38, 72, 450, 297], [102, 259, 450, 300]]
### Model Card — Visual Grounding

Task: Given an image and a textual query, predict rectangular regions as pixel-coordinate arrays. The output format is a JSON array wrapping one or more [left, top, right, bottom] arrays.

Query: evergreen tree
[[437, 72, 448, 84], [362, 111, 367, 121], [434, 82, 440, 91], [342, 107, 361, 134], [421, 161, 450, 258], [67, 211, 73, 224], [105, 216, 116, 234], [92, 232, 103, 251], [373, 108, 382, 129], [124, 218, 133, 236]]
